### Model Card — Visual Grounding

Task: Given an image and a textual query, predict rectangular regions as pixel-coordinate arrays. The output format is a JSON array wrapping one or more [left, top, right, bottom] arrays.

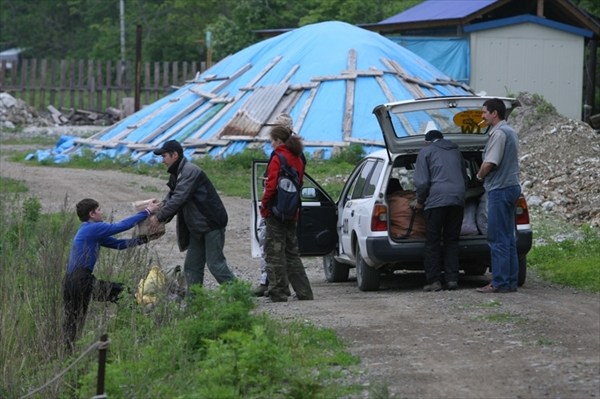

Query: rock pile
[[511, 92, 600, 227], [0, 92, 52, 129]]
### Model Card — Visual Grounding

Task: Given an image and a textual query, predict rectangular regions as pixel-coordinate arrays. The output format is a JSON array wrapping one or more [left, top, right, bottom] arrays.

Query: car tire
[[518, 256, 527, 287], [323, 252, 350, 282], [355, 245, 379, 291]]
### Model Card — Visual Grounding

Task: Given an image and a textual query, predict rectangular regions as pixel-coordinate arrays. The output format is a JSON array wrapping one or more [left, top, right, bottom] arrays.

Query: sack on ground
[[135, 265, 186, 306], [135, 265, 166, 305], [132, 198, 165, 241], [388, 191, 426, 239], [271, 153, 301, 220]]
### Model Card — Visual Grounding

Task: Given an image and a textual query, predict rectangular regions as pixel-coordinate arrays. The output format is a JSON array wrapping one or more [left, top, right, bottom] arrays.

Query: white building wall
[[469, 23, 584, 120]]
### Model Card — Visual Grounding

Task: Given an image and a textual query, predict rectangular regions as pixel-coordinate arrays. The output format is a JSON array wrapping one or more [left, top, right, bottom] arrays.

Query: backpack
[[269, 152, 302, 221]]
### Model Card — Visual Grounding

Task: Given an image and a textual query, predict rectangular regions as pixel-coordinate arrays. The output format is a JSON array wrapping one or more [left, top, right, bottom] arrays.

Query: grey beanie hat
[[272, 113, 293, 130]]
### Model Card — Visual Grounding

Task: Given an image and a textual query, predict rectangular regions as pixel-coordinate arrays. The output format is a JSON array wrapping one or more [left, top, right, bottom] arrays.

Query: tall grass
[[0, 193, 360, 398], [0, 196, 78, 397]]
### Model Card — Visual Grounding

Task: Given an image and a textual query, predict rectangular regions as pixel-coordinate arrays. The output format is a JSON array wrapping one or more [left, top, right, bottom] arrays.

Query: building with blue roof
[[365, 0, 600, 121]]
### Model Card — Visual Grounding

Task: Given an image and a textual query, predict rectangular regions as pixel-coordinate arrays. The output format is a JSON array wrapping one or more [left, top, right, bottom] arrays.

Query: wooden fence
[[0, 58, 207, 113]]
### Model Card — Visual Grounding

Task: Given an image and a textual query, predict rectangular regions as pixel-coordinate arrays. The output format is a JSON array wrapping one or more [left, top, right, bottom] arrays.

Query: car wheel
[[323, 252, 349, 282], [355, 245, 379, 291], [518, 256, 527, 287]]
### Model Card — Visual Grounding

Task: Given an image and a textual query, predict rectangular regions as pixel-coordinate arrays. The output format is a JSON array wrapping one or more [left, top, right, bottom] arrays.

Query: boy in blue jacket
[[63, 198, 159, 350]]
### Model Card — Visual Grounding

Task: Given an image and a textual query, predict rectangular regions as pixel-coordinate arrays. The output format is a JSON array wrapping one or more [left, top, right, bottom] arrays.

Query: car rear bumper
[[366, 230, 533, 266]]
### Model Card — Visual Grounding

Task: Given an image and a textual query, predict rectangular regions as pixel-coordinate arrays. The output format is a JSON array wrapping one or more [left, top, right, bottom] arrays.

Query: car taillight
[[371, 204, 388, 231], [515, 195, 530, 225]]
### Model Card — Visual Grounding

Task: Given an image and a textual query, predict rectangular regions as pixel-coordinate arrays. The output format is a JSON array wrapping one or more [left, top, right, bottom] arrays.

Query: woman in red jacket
[[260, 125, 314, 302]]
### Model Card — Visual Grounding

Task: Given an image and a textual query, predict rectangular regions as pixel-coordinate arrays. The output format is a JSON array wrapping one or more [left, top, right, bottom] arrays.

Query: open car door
[[251, 159, 337, 258]]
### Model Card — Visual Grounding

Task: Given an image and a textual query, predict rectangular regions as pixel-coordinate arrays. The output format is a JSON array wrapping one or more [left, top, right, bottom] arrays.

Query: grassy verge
[[0, 197, 361, 398], [529, 223, 600, 292]]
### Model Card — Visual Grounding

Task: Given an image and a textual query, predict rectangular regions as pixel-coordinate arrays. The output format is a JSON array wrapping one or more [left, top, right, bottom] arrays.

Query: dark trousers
[[63, 268, 124, 350], [423, 206, 464, 284]]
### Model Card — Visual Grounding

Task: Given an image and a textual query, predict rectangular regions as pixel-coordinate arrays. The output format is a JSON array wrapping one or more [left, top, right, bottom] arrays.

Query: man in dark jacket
[[149, 140, 236, 289], [413, 130, 468, 291]]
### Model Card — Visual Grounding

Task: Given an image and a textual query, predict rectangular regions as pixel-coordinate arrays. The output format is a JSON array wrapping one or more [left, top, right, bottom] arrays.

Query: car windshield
[[389, 106, 485, 139]]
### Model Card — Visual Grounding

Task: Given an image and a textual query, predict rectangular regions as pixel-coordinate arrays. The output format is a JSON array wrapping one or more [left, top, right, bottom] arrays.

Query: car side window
[[349, 159, 382, 200], [363, 161, 383, 197]]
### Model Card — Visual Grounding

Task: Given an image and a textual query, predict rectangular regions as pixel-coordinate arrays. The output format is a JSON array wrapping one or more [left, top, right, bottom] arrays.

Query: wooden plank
[[40, 59, 47, 110], [95, 60, 102, 111], [29, 59, 37, 108], [343, 48, 357, 140], [153, 61, 160, 101], [106, 60, 113, 112], [294, 83, 319, 134], [59, 60, 66, 109], [144, 62, 150, 105], [77, 60, 84, 109], [381, 58, 425, 99], [69, 60, 75, 109], [372, 67, 395, 102], [87, 60, 94, 110]]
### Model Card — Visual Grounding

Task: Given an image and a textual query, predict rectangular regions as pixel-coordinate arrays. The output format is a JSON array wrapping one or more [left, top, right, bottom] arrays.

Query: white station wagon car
[[251, 96, 532, 291]]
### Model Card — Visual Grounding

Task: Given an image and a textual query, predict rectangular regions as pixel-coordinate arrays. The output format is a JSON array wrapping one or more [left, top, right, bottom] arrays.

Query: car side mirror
[[302, 187, 317, 200]]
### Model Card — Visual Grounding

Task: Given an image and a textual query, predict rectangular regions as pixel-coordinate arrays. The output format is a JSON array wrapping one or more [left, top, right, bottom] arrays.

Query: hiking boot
[[446, 281, 458, 291], [253, 284, 268, 297], [423, 280, 442, 292]]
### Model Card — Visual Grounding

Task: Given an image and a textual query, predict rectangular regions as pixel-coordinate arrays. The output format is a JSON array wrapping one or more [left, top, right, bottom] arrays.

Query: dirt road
[[1, 150, 598, 398]]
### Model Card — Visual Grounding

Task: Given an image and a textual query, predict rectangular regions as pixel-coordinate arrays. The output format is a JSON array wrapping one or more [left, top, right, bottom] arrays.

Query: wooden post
[[135, 24, 142, 112], [96, 334, 109, 397]]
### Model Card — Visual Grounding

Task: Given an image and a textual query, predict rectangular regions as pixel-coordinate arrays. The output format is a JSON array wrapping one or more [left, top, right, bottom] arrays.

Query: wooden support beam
[[343, 48, 357, 140]]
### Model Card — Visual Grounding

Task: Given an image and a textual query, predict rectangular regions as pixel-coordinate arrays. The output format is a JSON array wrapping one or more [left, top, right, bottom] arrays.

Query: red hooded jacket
[[260, 145, 305, 220]]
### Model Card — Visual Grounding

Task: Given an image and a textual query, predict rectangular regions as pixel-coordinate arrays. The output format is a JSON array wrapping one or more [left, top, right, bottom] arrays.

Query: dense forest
[[0, 0, 421, 63], [3, 0, 596, 65]]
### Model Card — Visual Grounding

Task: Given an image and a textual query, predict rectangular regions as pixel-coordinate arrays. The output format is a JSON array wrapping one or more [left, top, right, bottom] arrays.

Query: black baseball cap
[[424, 130, 444, 142], [153, 140, 183, 155]]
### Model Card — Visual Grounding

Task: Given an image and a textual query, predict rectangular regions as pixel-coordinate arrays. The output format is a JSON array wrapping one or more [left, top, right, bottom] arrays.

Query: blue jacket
[[66, 211, 148, 275], [414, 138, 468, 210]]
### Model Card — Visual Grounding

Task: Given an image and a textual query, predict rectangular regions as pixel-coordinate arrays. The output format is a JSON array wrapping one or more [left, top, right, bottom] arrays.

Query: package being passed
[[132, 199, 165, 241]]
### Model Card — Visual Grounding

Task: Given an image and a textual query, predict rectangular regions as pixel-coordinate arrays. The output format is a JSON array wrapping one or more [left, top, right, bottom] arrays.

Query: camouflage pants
[[264, 216, 313, 301]]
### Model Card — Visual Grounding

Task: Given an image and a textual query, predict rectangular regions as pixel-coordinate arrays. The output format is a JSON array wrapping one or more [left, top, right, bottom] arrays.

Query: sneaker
[[253, 284, 268, 297], [423, 280, 442, 292], [446, 281, 458, 291]]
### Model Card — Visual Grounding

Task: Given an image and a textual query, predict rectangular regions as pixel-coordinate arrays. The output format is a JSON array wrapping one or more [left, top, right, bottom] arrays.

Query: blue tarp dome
[[33, 20, 473, 163]]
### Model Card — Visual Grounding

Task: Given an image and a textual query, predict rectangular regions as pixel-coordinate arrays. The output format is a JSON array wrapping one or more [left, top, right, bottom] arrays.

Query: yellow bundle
[[135, 265, 166, 305]]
